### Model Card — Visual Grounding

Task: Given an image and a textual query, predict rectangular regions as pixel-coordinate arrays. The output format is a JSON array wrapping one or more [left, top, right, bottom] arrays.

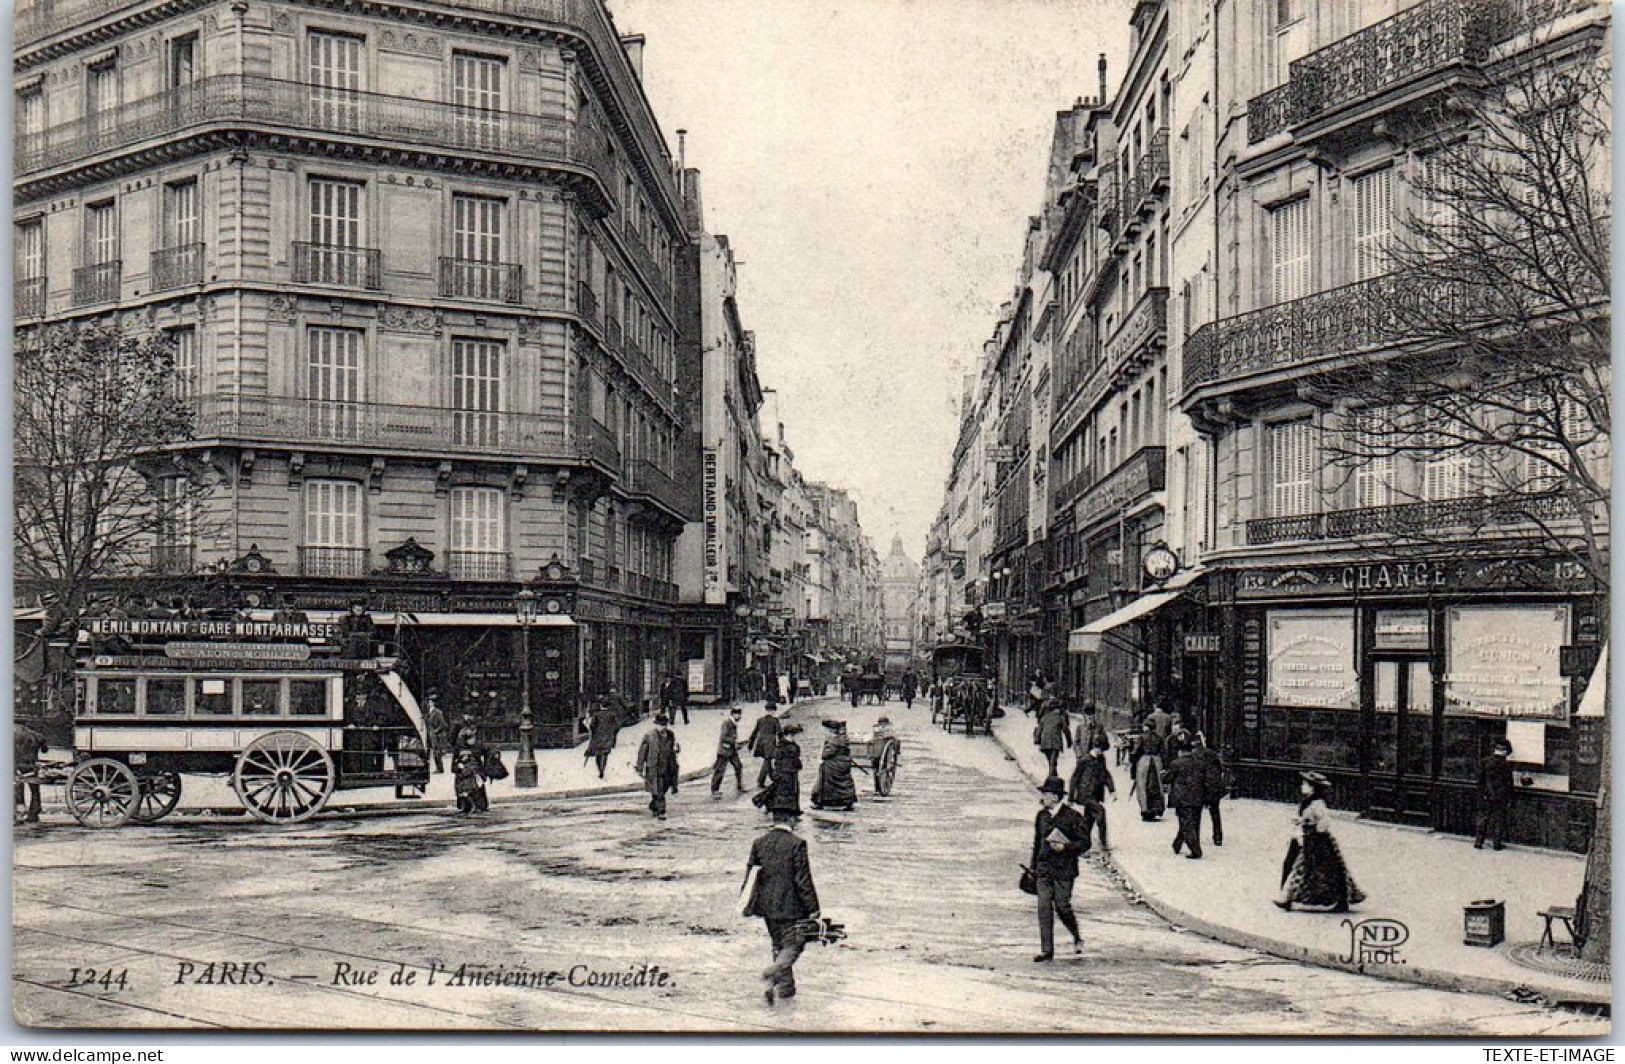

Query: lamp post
[[514, 588, 539, 789]]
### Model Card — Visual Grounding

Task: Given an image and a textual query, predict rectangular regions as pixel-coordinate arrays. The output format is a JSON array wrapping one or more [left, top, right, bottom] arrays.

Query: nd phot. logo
[[1340, 917, 1408, 966]]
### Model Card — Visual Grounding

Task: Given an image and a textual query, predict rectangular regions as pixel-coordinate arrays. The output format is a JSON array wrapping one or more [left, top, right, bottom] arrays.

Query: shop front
[[1214, 555, 1604, 851]]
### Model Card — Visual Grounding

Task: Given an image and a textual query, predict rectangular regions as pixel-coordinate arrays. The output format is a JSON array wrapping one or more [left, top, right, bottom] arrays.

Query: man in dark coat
[[1072, 702, 1110, 763], [1035, 699, 1071, 777], [1067, 740, 1115, 850], [1162, 739, 1206, 859], [338, 601, 377, 659], [583, 696, 622, 779], [711, 705, 745, 796], [744, 810, 821, 1005], [1190, 733, 1227, 846], [635, 715, 680, 819], [746, 706, 781, 788], [14, 723, 49, 824], [1030, 776, 1089, 961], [662, 671, 690, 725], [425, 695, 450, 774], [1475, 739, 1515, 850], [1145, 702, 1174, 740]]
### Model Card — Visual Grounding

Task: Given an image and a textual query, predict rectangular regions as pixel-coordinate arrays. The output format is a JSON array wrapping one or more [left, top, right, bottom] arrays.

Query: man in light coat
[[712, 705, 745, 796], [635, 715, 680, 819]]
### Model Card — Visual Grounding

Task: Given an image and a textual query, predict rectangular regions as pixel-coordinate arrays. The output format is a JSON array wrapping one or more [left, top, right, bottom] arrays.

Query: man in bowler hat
[[743, 810, 821, 1005], [1030, 776, 1089, 961]]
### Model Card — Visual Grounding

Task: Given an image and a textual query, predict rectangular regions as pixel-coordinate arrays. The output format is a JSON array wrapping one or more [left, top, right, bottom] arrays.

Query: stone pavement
[[989, 708, 1609, 1007]]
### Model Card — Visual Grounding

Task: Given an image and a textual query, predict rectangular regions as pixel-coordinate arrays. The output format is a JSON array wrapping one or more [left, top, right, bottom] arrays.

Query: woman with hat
[[811, 719, 857, 811], [1275, 772, 1365, 913], [756, 723, 805, 816]]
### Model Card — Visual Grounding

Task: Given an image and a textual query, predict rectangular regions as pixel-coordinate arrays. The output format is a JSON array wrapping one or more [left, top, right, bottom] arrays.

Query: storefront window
[[1443, 606, 1571, 783], [1259, 610, 1359, 767]]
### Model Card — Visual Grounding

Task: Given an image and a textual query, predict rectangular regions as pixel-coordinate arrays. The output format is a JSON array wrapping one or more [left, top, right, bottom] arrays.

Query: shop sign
[[1237, 557, 1596, 600], [1183, 634, 1221, 655], [1373, 610, 1430, 651], [702, 448, 723, 604], [1444, 606, 1569, 720], [88, 618, 339, 640], [164, 642, 312, 662], [1265, 610, 1358, 709]]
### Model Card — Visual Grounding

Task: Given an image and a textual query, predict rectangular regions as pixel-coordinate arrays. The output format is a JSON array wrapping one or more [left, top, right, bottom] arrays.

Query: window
[[308, 31, 362, 131], [169, 326, 199, 397], [16, 84, 43, 139], [1352, 168, 1393, 281], [147, 678, 186, 716], [15, 220, 43, 281], [1270, 197, 1311, 303], [452, 52, 505, 149], [1422, 444, 1474, 502], [193, 677, 231, 716], [452, 194, 503, 263], [86, 56, 119, 119], [451, 338, 503, 447], [1268, 418, 1316, 516], [164, 179, 199, 249], [168, 34, 198, 88], [304, 479, 364, 575], [1352, 408, 1396, 508], [306, 327, 363, 439], [86, 200, 119, 265], [97, 678, 137, 715], [242, 679, 281, 716], [310, 178, 362, 248], [449, 487, 505, 578], [289, 679, 329, 717]]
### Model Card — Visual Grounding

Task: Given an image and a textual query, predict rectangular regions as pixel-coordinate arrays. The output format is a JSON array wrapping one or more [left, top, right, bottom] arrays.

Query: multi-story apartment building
[[15, 0, 696, 745], [1177, 0, 1609, 848]]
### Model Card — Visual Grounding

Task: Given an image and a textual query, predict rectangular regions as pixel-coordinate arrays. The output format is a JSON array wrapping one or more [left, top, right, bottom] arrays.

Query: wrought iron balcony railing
[[1246, 0, 1512, 144], [1073, 446, 1167, 530], [627, 458, 690, 518], [1102, 286, 1168, 381], [193, 395, 570, 460], [577, 418, 623, 475], [1051, 467, 1097, 512], [16, 75, 578, 179], [576, 279, 601, 325], [617, 223, 672, 305], [446, 550, 513, 581], [1130, 129, 1170, 214], [72, 260, 121, 306], [438, 257, 523, 304], [150, 243, 204, 290], [14, 277, 46, 320], [1245, 493, 1571, 545], [299, 546, 370, 577], [293, 243, 383, 289]]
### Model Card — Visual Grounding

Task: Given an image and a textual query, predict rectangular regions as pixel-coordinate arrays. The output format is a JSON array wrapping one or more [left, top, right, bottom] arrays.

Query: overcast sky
[[615, 0, 1129, 560]]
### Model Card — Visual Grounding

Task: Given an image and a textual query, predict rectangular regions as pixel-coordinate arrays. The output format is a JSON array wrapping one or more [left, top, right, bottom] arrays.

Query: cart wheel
[[234, 732, 335, 824], [130, 771, 182, 824], [66, 758, 140, 829], [876, 739, 899, 796]]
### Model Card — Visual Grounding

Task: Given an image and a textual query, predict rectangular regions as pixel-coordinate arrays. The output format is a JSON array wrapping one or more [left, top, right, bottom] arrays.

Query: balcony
[[194, 395, 570, 460], [626, 458, 691, 519], [72, 261, 121, 306], [150, 544, 196, 575], [16, 75, 578, 181], [1052, 467, 1097, 512], [446, 550, 512, 581], [1245, 493, 1570, 545], [299, 546, 370, 577], [576, 280, 600, 326], [1246, 0, 1513, 145], [618, 223, 672, 305], [293, 243, 383, 289], [1130, 129, 1170, 215], [150, 243, 204, 291], [14, 277, 46, 320], [1102, 287, 1168, 383], [1074, 446, 1167, 530], [603, 312, 625, 351], [439, 257, 523, 304], [577, 418, 622, 475]]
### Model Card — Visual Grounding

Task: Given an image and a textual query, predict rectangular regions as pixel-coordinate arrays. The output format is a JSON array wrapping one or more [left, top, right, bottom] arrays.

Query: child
[[453, 745, 489, 814], [1068, 740, 1115, 850]]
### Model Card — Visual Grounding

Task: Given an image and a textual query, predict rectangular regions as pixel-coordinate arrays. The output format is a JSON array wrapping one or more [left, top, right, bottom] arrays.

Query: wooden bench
[[1539, 906, 1577, 951]]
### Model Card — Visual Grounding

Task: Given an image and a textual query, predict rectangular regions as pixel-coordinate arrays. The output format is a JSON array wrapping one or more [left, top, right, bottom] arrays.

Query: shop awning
[[1068, 591, 1183, 654], [1577, 644, 1608, 718]]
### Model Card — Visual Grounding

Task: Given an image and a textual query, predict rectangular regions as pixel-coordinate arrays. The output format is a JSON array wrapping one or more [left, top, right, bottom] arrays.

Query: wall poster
[[1444, 606, 1570, 720], [1265, 608, 1358, 709]]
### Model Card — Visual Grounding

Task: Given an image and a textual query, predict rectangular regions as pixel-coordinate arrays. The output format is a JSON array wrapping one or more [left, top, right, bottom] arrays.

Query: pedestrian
[[583, 695, 622, 780], [712, 705, 746, 796], [1067, 740, 1114, 850], [746, 705, 782, 788], [1162, 738, 1205, 859], [1034, 697, 1071, 778], [755, 723, 804, 816], [1191, 733, 1227, 846], [1072, 702, 1110, 766], [900, 670, 918, 708], [810, 719, 857, 812], [423, 694, 449, 774], [662, 671, 690, 725], [635, 715, 681, 820], [1145, 701, 1174, 741], [1029, 776, 1088, 962], [1474, 739, 1515, 850], [452, 735, 490, 815], [1275, 772, 1365, 913], [14, 722, 49, 825], [763, 668, 782, 713], [1025, 669, 1049, 717], [1129, 727, 1166, 821], [742, 809, 821, 1006]]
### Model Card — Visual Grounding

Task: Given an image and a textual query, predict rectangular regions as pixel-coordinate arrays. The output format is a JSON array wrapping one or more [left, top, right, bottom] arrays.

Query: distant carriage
[[64, 615, 430, 828], [928, 642, 994, 736]]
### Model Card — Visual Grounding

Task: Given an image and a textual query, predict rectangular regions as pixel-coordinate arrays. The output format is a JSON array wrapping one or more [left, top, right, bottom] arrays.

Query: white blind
[[15, 221, 43, 279], [452, 195, 503, 263], [86, 202, 118, 264], [1422, 430, 1473, 501], [170, 327, 198, 398], [164, 180, 198, 248], [310, 178, 361, 247], [86, 61, 119, 114], [307, 327, 362, 402], [453, 52, 505, 148], [1269, 418, 1316, 516], [1352, 408, 1395, 508], [449, 487, 504, 552], [1353, 168, 1393, 281], [308, 32, 361, 130], [17, 88, 43, 138], [1270, 197, 1311, 302], [305, 480, 362, 547]]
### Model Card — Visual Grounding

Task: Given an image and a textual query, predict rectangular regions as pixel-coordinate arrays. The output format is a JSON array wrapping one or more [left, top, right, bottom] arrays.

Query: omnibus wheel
[[66, 759, 140, 829], [130, 771, 182, 824], [234, 732, 335, 824], [876, 740, 899, 796]]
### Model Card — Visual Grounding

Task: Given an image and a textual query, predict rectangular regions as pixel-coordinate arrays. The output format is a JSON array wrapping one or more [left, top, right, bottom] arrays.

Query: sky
[[614, 0, 1129, 561]]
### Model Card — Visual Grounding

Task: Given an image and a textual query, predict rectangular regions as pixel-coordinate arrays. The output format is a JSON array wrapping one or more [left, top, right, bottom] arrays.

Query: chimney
[[620, 33, 645, 80], [676, 128, 687, 171], [1097, 54, 1108, 104]]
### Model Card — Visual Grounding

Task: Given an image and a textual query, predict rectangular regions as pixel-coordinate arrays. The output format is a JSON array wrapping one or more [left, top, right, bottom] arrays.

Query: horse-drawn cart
[[928, 641, 994, 736]]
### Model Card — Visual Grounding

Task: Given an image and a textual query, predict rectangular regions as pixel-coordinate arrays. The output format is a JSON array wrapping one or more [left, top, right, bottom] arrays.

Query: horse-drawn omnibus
[[928, 641, 994, 736], [65, 615, 430, 828]]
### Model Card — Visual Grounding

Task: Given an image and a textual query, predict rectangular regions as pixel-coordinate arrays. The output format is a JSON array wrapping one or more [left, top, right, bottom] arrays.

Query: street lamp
[[513, 587, 539, 789]]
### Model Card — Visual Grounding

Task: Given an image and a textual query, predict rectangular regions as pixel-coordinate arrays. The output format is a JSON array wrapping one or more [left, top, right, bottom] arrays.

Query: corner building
[[15, 0, 698, 745]]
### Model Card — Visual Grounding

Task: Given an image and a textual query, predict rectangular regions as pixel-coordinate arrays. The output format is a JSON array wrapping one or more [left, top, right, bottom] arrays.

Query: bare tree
[[1320, 21, 1609, 962], [14, 321, 215, 662]]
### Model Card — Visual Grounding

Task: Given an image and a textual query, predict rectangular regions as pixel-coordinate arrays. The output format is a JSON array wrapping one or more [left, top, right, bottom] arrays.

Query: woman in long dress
[[758, 723, 804, 816], [811, 720, 858, 811], [1275, 772, 1365, 913], [1130, 728, 1166, 821]]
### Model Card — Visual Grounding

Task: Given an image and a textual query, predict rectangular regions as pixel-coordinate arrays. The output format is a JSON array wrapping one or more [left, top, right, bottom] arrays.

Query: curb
[[986, 724, 1609, 1008]]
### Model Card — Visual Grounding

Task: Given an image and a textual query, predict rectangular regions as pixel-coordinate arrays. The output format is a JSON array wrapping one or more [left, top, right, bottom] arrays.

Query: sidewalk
[[38, 699, 810, 821], [990, 708, 1609, 1007]]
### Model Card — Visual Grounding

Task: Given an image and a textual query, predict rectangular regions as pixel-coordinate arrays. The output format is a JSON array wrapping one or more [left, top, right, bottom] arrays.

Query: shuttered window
[[452, 195, 503, 264], [452, 338, 503, 447], [16, 86, 43, 138], [1269, 418, 1317, 516], [1270, 197, 1311, 303], [15, 220, 43, 280], [307, 327, 363, 439], [1421, 430, 1473, 502], [164, 179, 199, 248], [170, 326, 199, 398], [86, 201, 119, 265], [310, 178, 362, 248], [1353, 168, 1393, 281], [452, 52, 505, 149], [1352, 407, 1396, 508], [308, 31, 362, 131], [304, 480, 362, 547], [449, 487, 504, 552]]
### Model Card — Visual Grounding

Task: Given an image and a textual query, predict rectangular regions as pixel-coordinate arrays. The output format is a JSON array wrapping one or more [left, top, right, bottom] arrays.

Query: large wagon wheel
[[233, 732, 335, 824], [130, 771, 182, 824], [875, 738, 900, 796], [66, 758, 140, 829]]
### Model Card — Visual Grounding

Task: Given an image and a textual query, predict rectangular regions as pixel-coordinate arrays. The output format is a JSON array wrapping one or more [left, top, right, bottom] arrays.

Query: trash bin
[[1464, 899, 1505, 947]]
